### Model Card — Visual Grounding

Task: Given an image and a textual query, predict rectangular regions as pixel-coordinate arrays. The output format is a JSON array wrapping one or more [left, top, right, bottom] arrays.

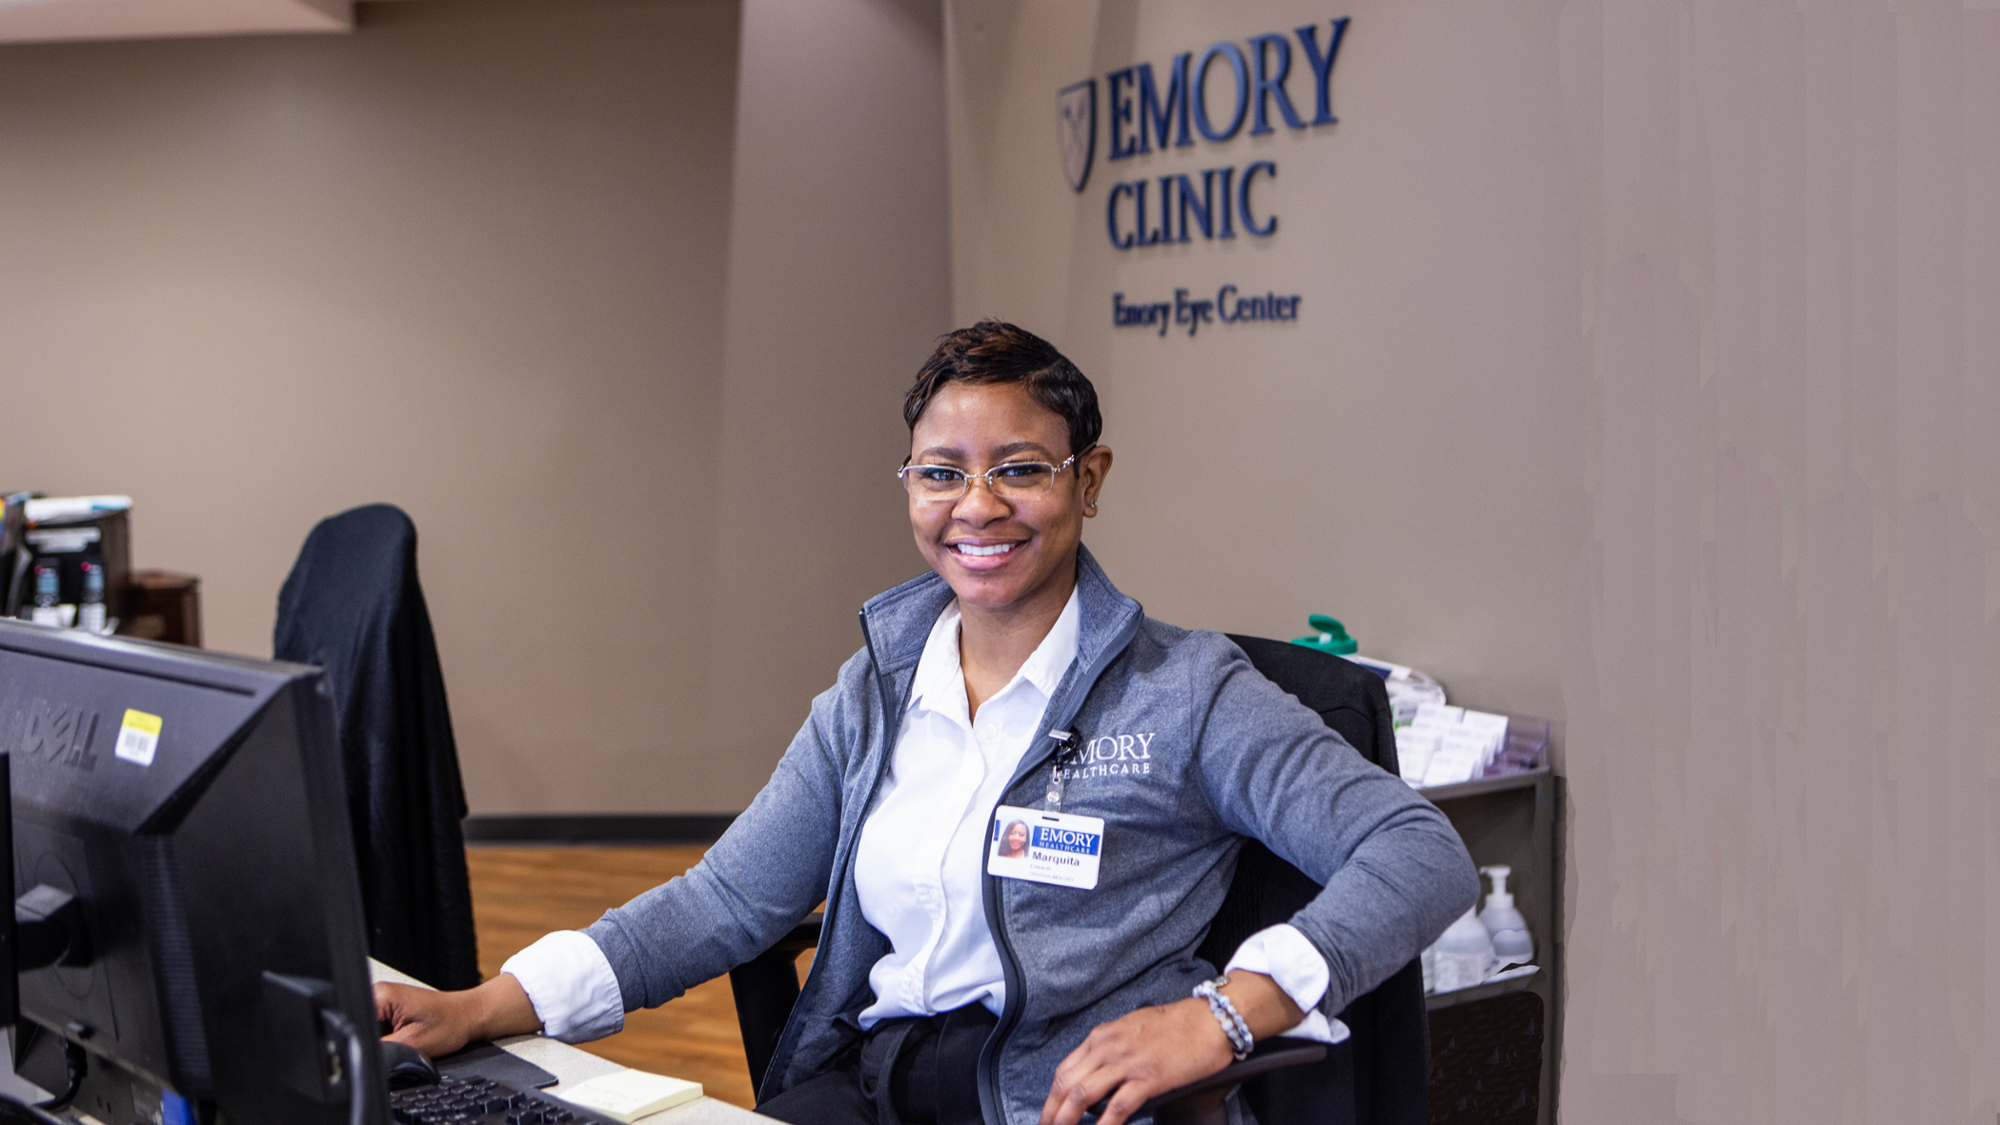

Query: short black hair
[[903, 321, 1101, 458]]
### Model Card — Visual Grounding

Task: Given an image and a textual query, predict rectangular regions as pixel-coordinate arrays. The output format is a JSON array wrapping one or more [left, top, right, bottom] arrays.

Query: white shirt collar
[[909, 587, 1082, 716]]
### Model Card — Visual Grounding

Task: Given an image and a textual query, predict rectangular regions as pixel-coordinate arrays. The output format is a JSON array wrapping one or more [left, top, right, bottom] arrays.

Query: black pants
[[758, 1004, 998, 1125]]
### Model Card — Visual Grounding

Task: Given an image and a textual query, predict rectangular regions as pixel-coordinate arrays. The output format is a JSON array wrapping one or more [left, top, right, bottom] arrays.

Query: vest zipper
[[975, 610, 1142, 1125]]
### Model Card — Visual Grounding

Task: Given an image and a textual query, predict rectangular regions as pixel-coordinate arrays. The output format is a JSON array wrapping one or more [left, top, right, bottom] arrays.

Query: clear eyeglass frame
[[895, 450, 1085, 502]]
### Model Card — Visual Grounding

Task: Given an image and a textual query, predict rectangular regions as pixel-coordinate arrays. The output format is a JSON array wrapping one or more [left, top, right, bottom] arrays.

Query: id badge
[[988, 805, 1104, 890]]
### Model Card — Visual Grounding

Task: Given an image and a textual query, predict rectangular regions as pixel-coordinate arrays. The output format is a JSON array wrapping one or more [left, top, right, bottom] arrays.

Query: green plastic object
[[1291, 614, 1357, 656]]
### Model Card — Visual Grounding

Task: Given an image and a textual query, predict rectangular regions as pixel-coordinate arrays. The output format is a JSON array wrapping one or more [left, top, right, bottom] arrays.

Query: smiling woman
[[894, 325, 1112, 712], [374, 321, 1476, 1125]]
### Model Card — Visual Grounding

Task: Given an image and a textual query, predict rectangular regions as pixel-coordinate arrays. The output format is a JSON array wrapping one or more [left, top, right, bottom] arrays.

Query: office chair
[[274, 503, 482, 991], [729, 635, 1428, 1125]]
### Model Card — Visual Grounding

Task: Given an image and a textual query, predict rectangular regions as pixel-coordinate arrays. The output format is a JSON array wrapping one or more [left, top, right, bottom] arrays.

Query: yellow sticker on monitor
[[116, 709, 162, 767]]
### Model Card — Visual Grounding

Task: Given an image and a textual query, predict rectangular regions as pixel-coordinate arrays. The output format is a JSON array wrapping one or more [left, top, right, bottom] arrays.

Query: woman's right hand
[[374, 975, 542, 1058]]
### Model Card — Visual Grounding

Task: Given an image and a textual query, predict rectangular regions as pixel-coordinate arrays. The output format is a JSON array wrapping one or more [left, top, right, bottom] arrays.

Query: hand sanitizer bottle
[[29, 558, 63, 627], [1478, 865, 1534, 968], [78, 558, 107, 634], [1430, 907, 1494, 992]]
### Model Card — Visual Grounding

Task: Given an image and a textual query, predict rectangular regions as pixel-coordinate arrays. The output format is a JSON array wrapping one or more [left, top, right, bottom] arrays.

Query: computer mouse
[[380, 1040, 440, 1090]]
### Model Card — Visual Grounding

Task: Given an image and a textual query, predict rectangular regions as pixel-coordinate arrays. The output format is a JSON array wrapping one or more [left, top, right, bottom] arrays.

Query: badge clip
[[1046, 730, 1083, 807]]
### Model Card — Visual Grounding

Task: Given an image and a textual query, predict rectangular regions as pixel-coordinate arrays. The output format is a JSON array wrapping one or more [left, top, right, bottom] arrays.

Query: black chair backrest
[[1205, 635, 1428, 1125], [273, 503, 481, 991]]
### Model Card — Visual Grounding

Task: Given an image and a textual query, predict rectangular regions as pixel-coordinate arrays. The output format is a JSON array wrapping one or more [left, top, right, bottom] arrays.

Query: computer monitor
[[0, 619, 388, 1125]]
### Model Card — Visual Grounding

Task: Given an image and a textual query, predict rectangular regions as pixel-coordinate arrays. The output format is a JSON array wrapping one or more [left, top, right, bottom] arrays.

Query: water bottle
[[78, 558, 107, 634], [30, 558, 63, 627]]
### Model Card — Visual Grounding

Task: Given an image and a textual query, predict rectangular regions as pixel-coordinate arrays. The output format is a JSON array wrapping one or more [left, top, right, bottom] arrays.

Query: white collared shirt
[[852, 591, 1081, 1024], [502, 589, 1340, 1044]]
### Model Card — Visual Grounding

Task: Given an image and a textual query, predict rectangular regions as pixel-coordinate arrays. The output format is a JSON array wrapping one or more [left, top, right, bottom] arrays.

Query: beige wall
[[945, 1, 1997, 1122], [0, 0, 953, 813], [702, 0, 952, 780]]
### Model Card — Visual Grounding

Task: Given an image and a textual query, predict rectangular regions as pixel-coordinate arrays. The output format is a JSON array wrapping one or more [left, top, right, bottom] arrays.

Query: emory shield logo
[[1057, 79, 1096, 193]]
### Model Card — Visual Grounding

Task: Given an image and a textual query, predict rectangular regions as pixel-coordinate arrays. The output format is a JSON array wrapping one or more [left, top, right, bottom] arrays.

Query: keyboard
[[389, 1074, 621, 1125]]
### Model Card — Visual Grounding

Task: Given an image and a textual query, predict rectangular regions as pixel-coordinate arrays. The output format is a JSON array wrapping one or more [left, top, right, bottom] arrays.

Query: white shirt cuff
[[499, 930, 626, 1043], [1224, 924, 1351, 1046]]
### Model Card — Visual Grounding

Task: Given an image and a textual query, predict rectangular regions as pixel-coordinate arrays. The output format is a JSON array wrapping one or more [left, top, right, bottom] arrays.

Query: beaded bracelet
[[1191, 975, 1253, 1060]]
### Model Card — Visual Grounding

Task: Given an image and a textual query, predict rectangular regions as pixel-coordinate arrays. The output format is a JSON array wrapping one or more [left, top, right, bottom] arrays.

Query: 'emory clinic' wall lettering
[[1058, 19, 1350, 251]]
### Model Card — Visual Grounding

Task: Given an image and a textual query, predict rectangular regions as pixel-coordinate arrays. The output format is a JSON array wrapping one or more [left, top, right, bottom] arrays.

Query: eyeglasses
[[896, 451, 1085, 501]]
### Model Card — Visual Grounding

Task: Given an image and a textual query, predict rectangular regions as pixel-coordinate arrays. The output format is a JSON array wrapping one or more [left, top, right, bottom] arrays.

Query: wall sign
[[1114, 287, 1302, 337], [1059, 18, 1350, 248], [1065, 18, 1347, 336]]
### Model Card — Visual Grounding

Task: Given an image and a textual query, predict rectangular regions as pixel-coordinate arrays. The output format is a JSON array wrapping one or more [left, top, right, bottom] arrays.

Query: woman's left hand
[[1038, 972, 1304, 1125]]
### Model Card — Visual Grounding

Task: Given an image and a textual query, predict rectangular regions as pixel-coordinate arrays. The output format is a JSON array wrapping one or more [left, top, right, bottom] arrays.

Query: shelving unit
[[1420, 766, 1560, 1125]]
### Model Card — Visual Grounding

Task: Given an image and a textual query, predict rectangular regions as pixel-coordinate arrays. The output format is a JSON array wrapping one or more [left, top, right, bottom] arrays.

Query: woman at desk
[[377, 322, 1476, 1125]]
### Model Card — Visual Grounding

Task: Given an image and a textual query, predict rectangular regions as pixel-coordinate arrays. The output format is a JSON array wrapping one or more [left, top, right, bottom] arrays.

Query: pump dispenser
[[1290, 614, 1358, 655], [1478, 865, 1533, 968], [1430, 907, 1494, 992]]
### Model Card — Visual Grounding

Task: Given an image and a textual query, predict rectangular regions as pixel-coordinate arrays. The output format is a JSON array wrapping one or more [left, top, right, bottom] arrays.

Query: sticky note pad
[[553, 1070, 702, 1123]]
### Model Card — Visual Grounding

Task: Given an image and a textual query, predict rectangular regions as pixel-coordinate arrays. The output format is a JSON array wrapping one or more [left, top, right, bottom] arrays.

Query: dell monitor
[[0, 618, 388, 1125]]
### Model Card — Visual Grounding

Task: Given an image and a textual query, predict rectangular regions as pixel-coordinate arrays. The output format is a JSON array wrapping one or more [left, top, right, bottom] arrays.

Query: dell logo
[[8, 698, 101, 771]]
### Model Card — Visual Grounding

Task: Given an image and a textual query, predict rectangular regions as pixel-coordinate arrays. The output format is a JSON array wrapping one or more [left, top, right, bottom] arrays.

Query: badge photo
[[991, 816, 1033, 873]]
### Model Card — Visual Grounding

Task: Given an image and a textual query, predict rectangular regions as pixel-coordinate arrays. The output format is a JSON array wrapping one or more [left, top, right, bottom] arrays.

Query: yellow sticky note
[[553, 1071, 702, 1123]]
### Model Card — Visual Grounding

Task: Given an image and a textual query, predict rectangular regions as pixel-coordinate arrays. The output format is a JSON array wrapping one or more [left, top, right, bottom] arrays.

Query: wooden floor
[[465, 845, 810, 1111]]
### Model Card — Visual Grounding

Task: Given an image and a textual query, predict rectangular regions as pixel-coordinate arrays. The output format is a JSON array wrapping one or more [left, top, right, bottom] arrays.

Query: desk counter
[[370, 961, 774, 1125]]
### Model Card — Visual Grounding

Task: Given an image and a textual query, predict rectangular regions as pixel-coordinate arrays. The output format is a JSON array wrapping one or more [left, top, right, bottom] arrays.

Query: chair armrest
[[1146, 1038, 1327, 1106], [727, 911, 825, 1093], [1089, 1038, 1327, 1125]]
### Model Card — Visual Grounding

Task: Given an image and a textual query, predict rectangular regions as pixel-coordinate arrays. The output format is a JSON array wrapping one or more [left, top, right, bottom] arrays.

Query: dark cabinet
[[1421, 767, 1560, 1125]]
